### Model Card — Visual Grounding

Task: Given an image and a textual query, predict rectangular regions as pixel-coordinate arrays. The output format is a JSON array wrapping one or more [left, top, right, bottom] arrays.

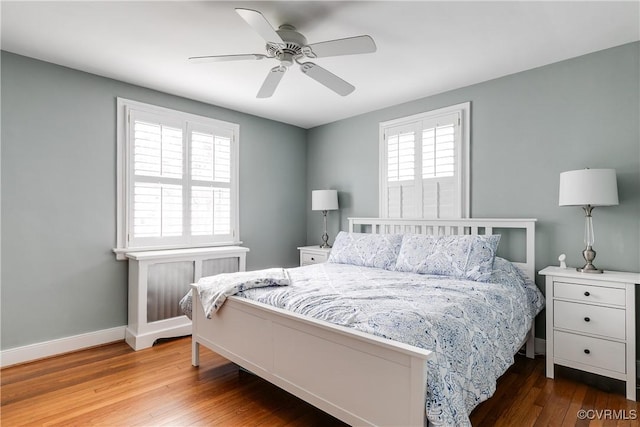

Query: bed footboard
[[191, 286, 432, 427]]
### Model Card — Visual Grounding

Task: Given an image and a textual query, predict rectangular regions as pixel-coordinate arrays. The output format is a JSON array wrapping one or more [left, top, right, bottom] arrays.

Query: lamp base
[[576, 266, 603, 274], [319, 230, 331, 249], [577, 245, 604, 274], [319, 211, 332, 249]]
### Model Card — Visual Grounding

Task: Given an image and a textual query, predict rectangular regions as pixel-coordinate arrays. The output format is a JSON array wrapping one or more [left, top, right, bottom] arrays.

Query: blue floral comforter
[[232, 258, 544, 426]]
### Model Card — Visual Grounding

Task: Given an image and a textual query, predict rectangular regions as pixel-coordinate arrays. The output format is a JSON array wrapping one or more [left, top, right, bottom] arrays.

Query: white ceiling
[[2, 1, 638, 129]]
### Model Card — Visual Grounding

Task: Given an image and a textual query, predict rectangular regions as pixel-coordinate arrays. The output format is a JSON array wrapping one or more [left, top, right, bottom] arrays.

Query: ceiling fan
[[189, 8, 377, 98]]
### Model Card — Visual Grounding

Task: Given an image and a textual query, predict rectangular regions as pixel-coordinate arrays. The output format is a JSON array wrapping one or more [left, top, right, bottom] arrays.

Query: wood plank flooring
[[2, 337, 638, 426]]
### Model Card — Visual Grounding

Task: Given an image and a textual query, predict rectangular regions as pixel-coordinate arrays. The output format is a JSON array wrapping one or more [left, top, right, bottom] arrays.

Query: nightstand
[[540, 266, 640, 400], [297, 246, 331, 266]]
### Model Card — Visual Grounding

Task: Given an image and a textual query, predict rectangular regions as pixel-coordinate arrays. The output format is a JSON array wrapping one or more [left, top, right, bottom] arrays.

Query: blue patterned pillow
[[327, 231, 403, 270], [395, 234, 501, 282]]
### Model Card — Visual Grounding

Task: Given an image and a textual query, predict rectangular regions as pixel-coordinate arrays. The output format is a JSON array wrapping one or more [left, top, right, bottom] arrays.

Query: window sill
[[112, 242, 245, 261]]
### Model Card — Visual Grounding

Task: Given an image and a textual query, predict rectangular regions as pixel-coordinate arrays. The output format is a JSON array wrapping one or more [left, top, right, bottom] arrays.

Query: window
[[379, 102, 470, 219], [115, 98, 239, 257]]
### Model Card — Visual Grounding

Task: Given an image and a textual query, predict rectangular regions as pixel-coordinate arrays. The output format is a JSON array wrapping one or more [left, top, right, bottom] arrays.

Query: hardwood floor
[[1, 337, 638, 426]]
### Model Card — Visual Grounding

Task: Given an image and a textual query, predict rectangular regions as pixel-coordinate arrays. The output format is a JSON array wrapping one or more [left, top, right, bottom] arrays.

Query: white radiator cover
[[125, 246, 249, 350], [147, 261, 194, 323], [146, 257, 240, 322]]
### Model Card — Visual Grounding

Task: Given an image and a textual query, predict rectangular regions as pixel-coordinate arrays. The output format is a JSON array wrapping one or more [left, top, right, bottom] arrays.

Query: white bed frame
[[190, 218, 537, 426]]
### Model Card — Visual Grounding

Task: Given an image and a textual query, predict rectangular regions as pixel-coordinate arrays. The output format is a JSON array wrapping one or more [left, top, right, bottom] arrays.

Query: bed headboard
[[348, 217, 537, 280]]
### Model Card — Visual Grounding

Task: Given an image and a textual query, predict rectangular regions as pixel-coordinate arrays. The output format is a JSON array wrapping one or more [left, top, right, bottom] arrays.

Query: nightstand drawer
[[554, 331, 625, 374], [554, 281, 625, 306], [554, 300, 625, 339], [298, 246, 332, 267], [301, 252, 328, 265]]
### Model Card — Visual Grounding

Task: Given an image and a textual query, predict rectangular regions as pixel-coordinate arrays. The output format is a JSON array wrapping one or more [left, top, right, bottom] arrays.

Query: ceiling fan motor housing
[[267, 24, 307, 66]]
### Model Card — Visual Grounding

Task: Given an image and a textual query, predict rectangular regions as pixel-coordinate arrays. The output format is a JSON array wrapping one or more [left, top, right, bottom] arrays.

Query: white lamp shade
[[312, 190, 338, 211], [559, 168, 619, 206]]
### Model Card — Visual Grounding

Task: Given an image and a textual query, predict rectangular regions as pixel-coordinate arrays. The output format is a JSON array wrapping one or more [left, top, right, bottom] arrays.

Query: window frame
[[114, 98, 240, 259], [378, 102, 470, 219]]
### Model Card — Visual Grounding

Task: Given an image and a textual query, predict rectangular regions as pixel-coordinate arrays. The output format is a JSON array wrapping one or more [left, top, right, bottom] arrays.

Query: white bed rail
[[348, 217, 537, 282]]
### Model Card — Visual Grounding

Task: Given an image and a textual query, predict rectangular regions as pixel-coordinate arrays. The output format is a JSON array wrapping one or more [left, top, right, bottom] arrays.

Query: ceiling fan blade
[[299, 62, 355, 96], [257, 66, 287, 98], [235, 8, 284, 45], [188, 54, 267, 63], [304, 35, 376, 58]]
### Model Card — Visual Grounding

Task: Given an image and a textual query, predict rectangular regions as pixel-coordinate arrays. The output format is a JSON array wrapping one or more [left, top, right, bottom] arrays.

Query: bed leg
[[525, 323, 535, 359], [192, 340, 200, 367]]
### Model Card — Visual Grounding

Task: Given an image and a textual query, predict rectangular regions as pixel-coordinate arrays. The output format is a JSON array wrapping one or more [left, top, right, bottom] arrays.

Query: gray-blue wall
[[1, 52, 307, 349], [2, 42, 639, 350], [306, 42, 640, 337], [307, 42, 639, 273]]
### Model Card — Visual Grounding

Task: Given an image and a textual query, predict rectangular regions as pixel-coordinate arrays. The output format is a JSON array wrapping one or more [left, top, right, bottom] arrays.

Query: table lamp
[[312, 190, 339, 248], [559, 168, 618, 273]]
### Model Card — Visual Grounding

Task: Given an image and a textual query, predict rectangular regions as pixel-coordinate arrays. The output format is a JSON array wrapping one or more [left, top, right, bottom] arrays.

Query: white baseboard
[[1, 326, 126, 368]]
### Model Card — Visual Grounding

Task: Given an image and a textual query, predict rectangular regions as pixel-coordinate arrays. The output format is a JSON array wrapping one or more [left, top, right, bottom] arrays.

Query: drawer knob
[[311, 257, 315, 261], [584, 317, 590, 322], [584, 291, 590, 297], [584, 349, 591, 355]]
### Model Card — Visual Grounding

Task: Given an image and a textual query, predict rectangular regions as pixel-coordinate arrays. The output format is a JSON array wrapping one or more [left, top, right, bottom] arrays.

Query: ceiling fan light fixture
[[277, 52, 295, 67]]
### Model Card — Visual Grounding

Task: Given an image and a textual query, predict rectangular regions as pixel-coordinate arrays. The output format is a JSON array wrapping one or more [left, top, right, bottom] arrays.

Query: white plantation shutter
[[420, 112, 459, 218], [190, 186, 231, 237], [189, 125, 234, 242], [379, 103, 469, 219], [422, 122, 455, 179], [129, 112, 185, 245], [120, 99, 239, 251], [385, 124, 419, 218], [133, 183, 182, 238], [133, 121, 182, 179], [387, 129, 415, 182]]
